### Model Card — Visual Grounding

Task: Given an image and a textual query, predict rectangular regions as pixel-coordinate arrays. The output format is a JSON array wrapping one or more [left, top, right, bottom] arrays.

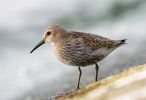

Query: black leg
[[95, 63, 99, 82], [77, 66, 82, 89]]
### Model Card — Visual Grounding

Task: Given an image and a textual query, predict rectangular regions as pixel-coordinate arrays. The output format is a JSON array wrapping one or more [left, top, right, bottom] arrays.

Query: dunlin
[[30, 24, 126, 89]]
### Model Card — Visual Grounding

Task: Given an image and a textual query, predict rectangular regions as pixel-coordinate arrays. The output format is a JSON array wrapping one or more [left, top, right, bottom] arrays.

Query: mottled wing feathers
[[70, 31, 123, 50]]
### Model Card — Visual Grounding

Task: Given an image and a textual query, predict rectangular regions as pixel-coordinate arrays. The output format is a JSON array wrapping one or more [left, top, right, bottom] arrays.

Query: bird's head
[[30, 24, 67, 53]]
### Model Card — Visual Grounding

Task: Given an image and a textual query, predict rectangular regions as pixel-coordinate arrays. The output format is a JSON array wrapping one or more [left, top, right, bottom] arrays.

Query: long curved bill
[[30, 40, 45, 53]]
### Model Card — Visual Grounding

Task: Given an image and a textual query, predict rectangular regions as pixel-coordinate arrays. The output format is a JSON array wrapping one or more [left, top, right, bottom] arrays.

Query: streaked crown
[[43, 24, 68, 43]]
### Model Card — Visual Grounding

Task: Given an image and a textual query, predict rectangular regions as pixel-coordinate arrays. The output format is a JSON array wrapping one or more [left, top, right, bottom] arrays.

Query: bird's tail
[[115, 39, 127, 46], [120, 39, 127, 44]]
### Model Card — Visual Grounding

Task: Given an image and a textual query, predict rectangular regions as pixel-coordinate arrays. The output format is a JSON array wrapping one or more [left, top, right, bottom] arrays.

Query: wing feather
[[70, 31, 121, 50]]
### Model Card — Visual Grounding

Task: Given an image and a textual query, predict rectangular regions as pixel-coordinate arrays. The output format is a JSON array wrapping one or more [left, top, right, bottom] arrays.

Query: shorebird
[[30, 24, 126, 89]]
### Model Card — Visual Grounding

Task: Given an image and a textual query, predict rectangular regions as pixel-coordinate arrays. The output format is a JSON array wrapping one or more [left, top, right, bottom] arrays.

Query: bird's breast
[[52, 43, 96, 66], [53, 45, 77, 66]]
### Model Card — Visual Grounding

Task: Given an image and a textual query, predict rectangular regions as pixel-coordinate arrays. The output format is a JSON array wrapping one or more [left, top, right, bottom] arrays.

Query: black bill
[[30, 40, 45, 53]]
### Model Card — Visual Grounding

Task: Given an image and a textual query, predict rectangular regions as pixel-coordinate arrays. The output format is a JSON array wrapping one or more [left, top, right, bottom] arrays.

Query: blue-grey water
[[0, 0, 146, 100]]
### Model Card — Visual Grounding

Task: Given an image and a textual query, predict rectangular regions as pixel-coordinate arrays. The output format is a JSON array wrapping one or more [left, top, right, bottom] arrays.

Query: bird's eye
[[47, 32, 51, 35]]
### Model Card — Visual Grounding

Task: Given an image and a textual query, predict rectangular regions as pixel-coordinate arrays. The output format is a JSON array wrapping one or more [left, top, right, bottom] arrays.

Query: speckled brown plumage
[[54, 30, 125, 66], [30, 24, 126, 89]]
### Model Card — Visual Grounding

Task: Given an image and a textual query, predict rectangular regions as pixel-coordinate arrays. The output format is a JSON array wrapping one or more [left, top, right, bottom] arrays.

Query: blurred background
[[0, 0, 146, 100]]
